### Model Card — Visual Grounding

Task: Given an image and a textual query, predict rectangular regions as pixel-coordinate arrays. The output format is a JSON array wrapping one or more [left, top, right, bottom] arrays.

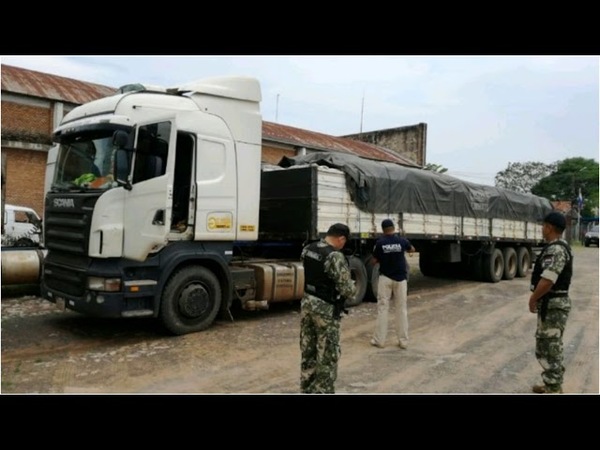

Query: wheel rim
[[178, 284, 210, 319]]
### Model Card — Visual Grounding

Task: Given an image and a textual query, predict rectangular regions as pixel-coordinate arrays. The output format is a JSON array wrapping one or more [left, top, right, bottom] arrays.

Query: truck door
[[122, 118, 177, 261]]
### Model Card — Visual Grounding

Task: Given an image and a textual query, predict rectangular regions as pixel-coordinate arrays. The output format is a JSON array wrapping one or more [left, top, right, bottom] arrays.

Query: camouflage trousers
[[535, 299, 570, 392], [300, 301, 341, 394]]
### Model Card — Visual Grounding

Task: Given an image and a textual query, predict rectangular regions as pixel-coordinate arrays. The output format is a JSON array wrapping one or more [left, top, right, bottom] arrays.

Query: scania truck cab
[[42, 76, 263, 335]]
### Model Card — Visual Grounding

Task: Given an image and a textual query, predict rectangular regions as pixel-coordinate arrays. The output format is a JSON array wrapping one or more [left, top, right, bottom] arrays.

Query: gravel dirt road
[[1, 247, 598, 395]]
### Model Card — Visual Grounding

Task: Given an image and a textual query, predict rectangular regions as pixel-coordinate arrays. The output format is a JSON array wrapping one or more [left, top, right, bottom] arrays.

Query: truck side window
[[14, 211, 29, 223], [171, 132, 194, 231], [132, 121, 171, 184]]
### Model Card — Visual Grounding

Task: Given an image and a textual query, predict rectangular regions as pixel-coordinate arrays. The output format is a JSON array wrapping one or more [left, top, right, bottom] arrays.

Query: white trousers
[[373, 274, 408, 346]]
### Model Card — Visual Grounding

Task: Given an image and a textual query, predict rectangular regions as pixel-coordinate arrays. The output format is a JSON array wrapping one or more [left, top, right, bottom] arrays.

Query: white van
[[2, 204, 42, 247]]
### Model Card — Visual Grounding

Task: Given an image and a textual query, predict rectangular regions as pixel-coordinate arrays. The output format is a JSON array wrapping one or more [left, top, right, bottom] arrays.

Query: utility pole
[[359, 90, 365, 136], [275, 94, 280, 123], [572, 166, 587, 243]]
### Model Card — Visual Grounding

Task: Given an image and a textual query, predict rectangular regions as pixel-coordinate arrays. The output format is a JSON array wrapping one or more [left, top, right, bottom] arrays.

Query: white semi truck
[[41, 76, 553, 335]]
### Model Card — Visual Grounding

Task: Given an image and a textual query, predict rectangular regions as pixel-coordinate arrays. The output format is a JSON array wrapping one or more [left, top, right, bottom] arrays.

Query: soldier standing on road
[[529, 211, 573, 394], [300, 223, 357, 394], [370, 219, 415, 349]]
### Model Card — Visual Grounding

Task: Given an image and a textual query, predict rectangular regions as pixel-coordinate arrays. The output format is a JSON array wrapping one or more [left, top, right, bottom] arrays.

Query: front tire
[[160, 266, 222, 335]]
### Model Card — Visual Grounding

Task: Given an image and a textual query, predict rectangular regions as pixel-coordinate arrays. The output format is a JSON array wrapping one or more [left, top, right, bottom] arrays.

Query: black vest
[[303, 242, 338, 303], [531, 240, 573, 294]]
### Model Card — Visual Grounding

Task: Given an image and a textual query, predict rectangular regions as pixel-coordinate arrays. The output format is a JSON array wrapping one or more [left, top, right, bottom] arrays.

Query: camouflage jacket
[[532, 238, 572, 311], [301, 239, 357, 315]]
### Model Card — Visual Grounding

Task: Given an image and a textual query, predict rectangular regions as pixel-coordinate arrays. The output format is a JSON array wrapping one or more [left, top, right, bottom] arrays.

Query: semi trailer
[[40, 75, 553, 335]]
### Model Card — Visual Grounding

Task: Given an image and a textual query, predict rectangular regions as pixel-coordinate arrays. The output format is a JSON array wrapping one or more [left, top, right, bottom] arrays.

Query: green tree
[[494, 161, 557, 194], [531, 157, 599, 217], [423, 163, 448, 173]]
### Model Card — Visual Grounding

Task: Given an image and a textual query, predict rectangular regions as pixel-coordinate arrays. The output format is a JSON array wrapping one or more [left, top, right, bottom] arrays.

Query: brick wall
[[1, 101, 52, 138], [261, 144, 296, 165], [1, 147, 47, 216], [2, 97, 53, 216]]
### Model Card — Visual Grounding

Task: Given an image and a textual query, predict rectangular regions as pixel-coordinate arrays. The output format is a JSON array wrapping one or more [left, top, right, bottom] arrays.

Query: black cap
[[543, 211, 566, 231], [327, 223, 350, 239], [381, 219, 395, 230]]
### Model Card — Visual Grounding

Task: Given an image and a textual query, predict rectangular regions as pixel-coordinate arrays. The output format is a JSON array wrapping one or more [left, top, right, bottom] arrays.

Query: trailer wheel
[[482, 248, 504, 283], [502, 247, 517, 280], [369, 262, 380, 300], [160, 266, 222, 335], [345, 256, 367, 307], [516, 247, 531, 278], [419, 252, 442, 277], [362, 254, 377, 302]]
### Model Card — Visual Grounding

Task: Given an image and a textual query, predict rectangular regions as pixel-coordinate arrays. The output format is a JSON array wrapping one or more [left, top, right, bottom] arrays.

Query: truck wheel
[[160, 266, 222, 335], [502, 247, 517, 280], [482, 248, 504, 283], [419, 252, 442, 277], [345, 255, 367, 307], [362, 254, 377, 302], [515, 247, 531, 278], [370, 262, 380, 300]]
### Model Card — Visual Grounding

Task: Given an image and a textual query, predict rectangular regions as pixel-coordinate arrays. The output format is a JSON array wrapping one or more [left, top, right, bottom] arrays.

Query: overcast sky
[[2, 55, 598, 187]]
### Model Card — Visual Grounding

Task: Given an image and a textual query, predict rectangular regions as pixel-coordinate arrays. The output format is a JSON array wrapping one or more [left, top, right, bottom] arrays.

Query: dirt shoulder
[[1, 247, 598, 395]]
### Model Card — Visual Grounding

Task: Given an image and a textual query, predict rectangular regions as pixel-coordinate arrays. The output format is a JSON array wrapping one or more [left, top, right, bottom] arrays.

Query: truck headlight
[[87, 277, 122, 292]]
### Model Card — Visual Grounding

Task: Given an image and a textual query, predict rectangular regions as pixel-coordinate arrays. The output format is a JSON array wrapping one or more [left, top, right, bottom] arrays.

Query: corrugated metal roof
[[1, 64, 116, 105], [2, 64, 420, 167], [263, 121, 419, 167]]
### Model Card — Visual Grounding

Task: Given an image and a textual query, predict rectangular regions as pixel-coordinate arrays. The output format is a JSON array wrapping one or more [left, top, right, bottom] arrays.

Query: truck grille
[[43, 193, 99, 296], [43, 260, 87, 296]]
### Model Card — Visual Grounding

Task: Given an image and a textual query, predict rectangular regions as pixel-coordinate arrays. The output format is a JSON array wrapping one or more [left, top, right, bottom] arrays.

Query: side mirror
[[114, 148, 132, 191], [113, 130, 133, 149]]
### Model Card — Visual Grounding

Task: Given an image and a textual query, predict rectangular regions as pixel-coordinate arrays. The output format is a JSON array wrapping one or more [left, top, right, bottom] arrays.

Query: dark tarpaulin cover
[[279, 152, 553, 223]]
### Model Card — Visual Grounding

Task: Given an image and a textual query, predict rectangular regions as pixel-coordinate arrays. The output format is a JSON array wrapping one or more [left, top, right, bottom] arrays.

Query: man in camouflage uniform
[[529, 211, 573, 394], [300, 223, 357, 394]]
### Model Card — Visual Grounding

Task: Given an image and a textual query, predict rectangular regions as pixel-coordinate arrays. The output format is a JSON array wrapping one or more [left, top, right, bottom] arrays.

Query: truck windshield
[[52, 125, 131, 191]]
